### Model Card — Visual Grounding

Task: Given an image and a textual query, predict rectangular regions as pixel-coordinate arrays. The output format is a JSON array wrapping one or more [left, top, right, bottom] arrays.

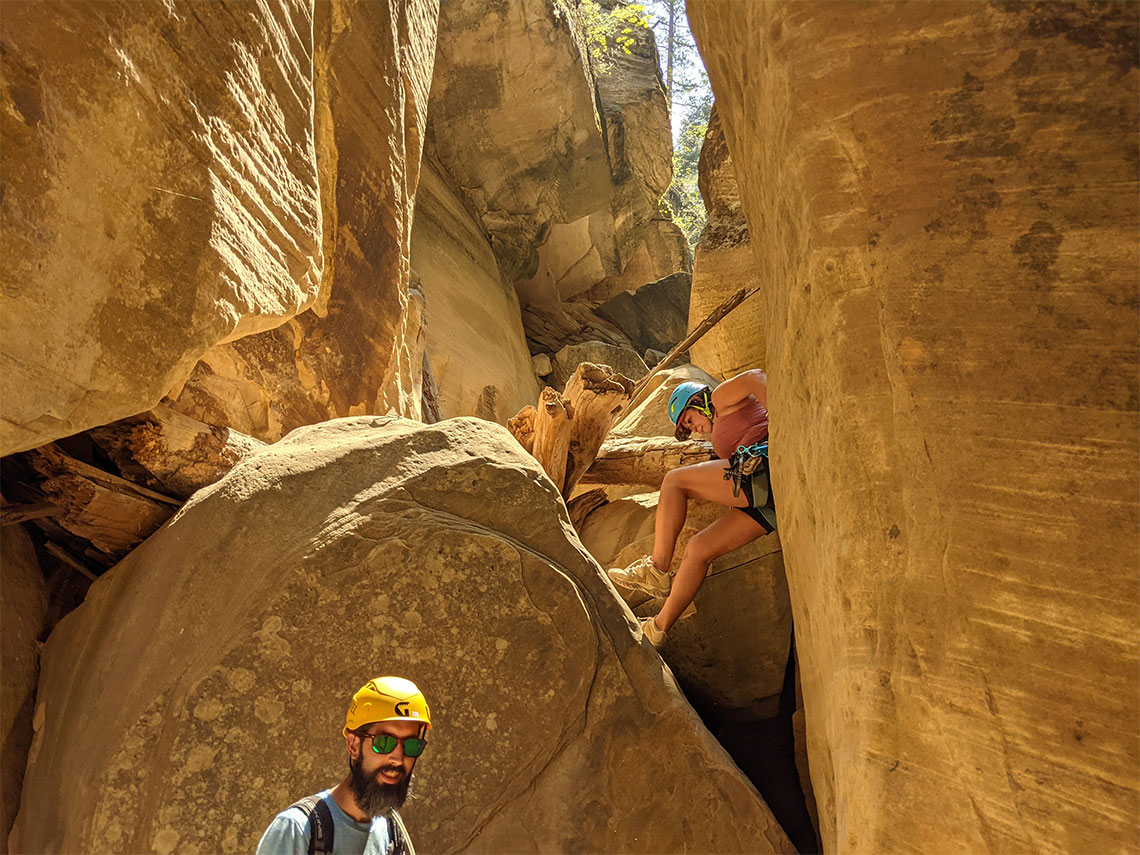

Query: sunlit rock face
[[688, 107, 765, 379], [427, 0, 683, 320], [0, 1, 323, 455], [580, 492, 792, 720], [14, 417, 794, 855], [410, 161, 538, 422], [689, 2, 1139, 853], [167, 0, 440, 439]]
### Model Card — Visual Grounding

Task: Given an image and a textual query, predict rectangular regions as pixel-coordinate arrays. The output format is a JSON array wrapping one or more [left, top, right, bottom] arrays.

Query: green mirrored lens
[[369, 733, 426, 757], [371, 734, 398, 754]]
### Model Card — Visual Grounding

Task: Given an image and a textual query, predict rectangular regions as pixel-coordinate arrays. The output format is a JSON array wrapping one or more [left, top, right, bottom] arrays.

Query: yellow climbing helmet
[[344, 676, 432, 736]]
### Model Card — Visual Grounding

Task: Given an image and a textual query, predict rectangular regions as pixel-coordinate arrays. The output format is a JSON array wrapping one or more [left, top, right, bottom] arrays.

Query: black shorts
[[737, 465, 777, 533]]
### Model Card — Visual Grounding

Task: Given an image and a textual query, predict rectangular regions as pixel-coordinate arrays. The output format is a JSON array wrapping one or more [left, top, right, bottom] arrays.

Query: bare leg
[[654, 509, 769, 632], [651, 458, 751, 572]]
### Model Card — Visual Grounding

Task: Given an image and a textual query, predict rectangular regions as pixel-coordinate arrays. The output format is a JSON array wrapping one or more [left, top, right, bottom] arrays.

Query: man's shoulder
[[256, 790, 334, 855], [279, 789, 335, 822]]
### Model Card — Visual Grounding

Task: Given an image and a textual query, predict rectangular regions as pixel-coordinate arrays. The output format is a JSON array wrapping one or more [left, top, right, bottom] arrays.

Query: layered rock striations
[[410, 160, 538, 422], [14, 417, 795, 855], [426, 0, 687, 354], [0, 1, 324, 455], [689, 2, 1140, 852], [688, 107, 765, 379], [168, 0, 440, 439], [1, 0, 440, 452]]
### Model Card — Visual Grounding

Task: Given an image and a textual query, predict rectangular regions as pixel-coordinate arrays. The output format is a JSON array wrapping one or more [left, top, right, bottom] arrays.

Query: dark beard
[[348, 752, 412, 816]]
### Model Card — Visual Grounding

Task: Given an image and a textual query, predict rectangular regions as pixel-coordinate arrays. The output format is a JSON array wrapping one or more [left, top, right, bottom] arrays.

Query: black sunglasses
[[363, 732, 427, 758]]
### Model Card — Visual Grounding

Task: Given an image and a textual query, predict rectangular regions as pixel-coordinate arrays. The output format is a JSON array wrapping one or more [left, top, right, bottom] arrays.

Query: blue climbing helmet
[[668, 381, 713, 439]]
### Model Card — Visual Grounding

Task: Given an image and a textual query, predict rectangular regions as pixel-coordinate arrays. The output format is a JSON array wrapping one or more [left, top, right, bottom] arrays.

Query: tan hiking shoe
[[640, 616, 666, 649], [608, 555, 673, 598]]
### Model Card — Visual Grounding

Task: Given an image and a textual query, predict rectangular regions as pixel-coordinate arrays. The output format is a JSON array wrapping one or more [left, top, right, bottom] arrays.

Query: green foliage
[[580, 0, 651, 73], [666, 88, 712, 246]]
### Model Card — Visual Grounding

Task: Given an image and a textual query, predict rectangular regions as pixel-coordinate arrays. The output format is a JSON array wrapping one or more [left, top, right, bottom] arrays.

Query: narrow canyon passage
[[1, 1, 1137, 854]]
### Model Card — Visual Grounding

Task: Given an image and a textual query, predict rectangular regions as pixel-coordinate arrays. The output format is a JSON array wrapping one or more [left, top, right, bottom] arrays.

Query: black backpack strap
[[386, 809, 415, 855], [287, 793, 335, 855]]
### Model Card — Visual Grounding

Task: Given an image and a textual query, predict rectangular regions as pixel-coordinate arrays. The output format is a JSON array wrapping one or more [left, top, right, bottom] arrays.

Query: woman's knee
[[661, 466, 689, 496], [681, 530, 717, 566]]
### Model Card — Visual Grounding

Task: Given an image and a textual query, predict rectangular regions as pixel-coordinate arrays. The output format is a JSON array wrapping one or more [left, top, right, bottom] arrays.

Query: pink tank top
[[712, 396, 769, 459]]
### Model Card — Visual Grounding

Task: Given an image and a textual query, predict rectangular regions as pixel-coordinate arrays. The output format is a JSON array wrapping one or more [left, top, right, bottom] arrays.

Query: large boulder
[[598, 271, 692, 357], [166, 0, 440, 439], [689, 3, 1140, 852], [1, 526, 47, 851], [688, 107, 765, 379], [15, 417, 794, 854], [579, 492, 792, 720], [410, 161, 539, 422], [0, 1, 323, 455]]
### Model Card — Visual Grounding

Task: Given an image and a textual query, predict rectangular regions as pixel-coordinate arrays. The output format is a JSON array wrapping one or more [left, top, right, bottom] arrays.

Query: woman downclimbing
[[607, 369, 775, 649]]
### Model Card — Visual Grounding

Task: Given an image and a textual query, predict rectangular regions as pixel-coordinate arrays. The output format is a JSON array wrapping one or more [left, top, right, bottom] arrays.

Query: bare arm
[[711, 369, 768, 411]]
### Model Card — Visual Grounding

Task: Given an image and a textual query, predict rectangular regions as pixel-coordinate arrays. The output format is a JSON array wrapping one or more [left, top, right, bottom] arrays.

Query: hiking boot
[[608, 555, 673, 598], [640, 616, 666, 650]]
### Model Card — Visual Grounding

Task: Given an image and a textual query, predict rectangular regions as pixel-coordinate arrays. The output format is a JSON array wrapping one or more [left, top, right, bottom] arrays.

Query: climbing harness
[[724, 442, 770, 502]]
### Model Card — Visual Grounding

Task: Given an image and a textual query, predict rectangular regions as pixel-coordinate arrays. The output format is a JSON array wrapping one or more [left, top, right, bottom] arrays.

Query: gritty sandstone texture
[[689, 2, 1140, 852], [0, 526, 47, 852], [0, 1, 323, 455], [169, 0, 440, 439], [579, 492, 792, 720], [15, 417, 794, 855], [688, 107, 766, 380], [427, 0, 684, 315], [410, 160, 539, 424]]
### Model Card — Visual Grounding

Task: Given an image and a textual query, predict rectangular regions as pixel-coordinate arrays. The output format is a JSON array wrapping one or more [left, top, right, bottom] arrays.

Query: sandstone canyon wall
[[409, 161, 539, 422], [166, 0, 440, 439], [688, 2, 1139, 852], [13, 418, 794, 855], [425, 0, 688, 365], [688, 107, 766, 379], [0, 1, 325, 455]]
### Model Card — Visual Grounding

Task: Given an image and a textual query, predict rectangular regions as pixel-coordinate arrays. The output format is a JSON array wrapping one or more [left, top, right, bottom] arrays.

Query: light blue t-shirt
[[255, 789, 395, 855]]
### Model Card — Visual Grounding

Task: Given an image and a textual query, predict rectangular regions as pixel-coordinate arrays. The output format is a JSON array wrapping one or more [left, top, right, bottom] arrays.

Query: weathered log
[[506, 405, 537, 455], [89, 404, 264, 500], [562, 363, 634, 497], [0, 501, 61, 526], [581, 437, 716, 488], [531, 387, 573, 494], [27, 445, 176, 560]]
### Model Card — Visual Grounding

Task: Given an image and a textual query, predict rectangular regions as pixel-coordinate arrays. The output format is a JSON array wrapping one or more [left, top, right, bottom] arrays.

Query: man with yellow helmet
[[257, 676, 432, 855]]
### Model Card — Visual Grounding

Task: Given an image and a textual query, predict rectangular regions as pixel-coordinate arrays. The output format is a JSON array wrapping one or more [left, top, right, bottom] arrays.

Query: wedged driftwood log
[[562, 364, 634, 496], [508, 363, 633, 498], [89, 404, 264, 500], [531, 387, 573, 493], [567, 487, 608, 531], [506, 406, 537, 455], [26, 444, 178, 561], [581, 437, 716, 488]]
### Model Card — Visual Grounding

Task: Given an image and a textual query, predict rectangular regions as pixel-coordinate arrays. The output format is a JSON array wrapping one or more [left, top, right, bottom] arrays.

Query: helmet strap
[[690, 389, 714, 420]]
